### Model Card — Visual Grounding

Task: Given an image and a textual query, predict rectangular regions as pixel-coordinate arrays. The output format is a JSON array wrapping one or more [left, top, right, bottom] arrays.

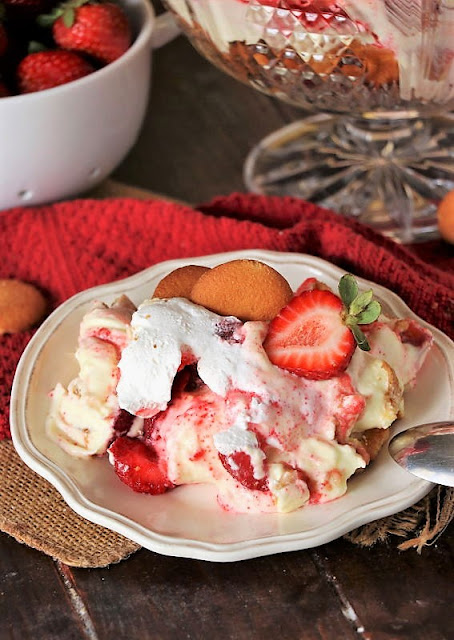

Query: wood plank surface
[[0, 5, 452, 640], [70, 550, 359, 639], [314, 537, 454, 640], [0, 535, 85, 639]]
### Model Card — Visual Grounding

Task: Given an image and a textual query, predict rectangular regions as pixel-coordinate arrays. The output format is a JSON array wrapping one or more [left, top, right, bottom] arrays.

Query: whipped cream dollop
[[117, 297, 258, 416]]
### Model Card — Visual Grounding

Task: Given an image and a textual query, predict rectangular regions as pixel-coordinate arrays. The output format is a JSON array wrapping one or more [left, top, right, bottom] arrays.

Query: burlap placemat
[[1, 180, 452, 567], [0, 440, 140, 567]]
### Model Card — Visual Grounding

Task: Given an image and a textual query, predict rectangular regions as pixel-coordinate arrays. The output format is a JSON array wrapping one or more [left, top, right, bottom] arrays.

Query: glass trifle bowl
[[163, 0, 454, 242]]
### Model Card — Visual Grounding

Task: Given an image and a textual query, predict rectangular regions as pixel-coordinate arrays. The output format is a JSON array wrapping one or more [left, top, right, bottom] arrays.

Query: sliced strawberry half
[[219, 451, 268, 492], [264, 289, 356, 380], [264, 275, 381, 380], [108, 436, 174, 494]]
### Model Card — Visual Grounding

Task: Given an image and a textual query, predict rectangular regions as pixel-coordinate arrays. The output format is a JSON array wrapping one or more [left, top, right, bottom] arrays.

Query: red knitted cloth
[[1, 193, 453, 439]]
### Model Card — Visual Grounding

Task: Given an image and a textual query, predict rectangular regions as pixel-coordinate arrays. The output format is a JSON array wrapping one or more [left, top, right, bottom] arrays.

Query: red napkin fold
[[0, 193, 453, 440]]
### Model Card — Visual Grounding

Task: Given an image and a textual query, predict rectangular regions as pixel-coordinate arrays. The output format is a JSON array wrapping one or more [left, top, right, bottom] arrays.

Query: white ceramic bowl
[[0, 0, 178, 211]]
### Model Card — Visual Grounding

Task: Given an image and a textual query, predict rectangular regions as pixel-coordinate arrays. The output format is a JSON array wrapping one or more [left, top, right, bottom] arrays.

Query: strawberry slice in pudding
[[108, 436, 174, 494], [218, 450, 269, 492]]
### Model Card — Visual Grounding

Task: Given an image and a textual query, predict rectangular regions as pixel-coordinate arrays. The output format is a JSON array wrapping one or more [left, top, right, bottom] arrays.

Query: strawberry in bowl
[[15, 0, 133, 92], [39, 0, 132, 66], [17, 48, 94, 92], [0, 0, 132, 96], [0, 0, 178, 211]]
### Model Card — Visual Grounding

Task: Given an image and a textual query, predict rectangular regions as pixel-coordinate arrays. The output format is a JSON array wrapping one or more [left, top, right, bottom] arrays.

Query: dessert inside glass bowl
[[46, 259, 433, 515], [164, 0, 454, 242]]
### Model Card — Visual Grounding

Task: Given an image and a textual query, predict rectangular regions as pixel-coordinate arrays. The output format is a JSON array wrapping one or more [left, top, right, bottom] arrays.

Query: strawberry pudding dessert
[[46, 259, 433, 514], [163, 0, 453, 110]]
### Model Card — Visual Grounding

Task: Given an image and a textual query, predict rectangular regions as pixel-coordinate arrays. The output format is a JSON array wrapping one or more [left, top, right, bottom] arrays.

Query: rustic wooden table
[[1, 12, 453, 640]]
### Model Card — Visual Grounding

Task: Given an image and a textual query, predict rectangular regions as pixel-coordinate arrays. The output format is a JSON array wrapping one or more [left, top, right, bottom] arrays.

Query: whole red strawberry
[[264, 275, 381, 380], [40, 0, 132, 65], [17, 48, 94, 93]]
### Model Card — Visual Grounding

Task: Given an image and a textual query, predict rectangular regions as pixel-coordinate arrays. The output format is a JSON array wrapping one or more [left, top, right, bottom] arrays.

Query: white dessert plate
[[10, 250, 454, 562]]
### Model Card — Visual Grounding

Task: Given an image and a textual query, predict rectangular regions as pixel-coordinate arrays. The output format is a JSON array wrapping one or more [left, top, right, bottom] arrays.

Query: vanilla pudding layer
[[165, 0, 454, 108], [46, 296, 136, 457]]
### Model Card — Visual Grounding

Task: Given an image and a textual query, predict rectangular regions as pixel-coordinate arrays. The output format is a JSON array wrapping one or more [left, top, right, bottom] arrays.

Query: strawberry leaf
[[349, 289, 373, 315], [350, 324, 370, 351], [63, 7, 75, 27], [38, 0, 90, 28], [338, 274, 381, 351], [355, 300, 381, 325], [338, 274, 358, 308], [37, 11, 61, 27]]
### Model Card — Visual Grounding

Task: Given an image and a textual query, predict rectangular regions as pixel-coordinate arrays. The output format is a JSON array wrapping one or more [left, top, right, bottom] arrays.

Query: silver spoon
[[389, 421, 454, 487]]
